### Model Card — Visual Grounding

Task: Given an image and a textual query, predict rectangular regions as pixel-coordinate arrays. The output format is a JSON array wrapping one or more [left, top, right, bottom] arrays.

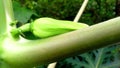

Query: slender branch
[[47, 63, 57, 68], [74, 0, 89, 22], [47, 0, 89, 68]]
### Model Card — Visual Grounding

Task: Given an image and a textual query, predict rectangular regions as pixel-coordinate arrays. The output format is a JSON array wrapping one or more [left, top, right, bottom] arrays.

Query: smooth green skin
[[6, 17, 88, 67], [3, 17, 120, 68], [0, 0, 6, 35], [11, 17, 88, 40], [31, 17, 89, 38]]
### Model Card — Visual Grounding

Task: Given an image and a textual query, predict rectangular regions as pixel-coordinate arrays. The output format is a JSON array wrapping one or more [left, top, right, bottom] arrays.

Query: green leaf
[[13, 1, 35, 23], [58, 45, 120, 68]]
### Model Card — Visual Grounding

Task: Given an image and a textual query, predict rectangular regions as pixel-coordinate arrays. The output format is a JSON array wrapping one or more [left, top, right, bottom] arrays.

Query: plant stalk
[[4, 0, 15, 36], [0, 0, 7, 35], [1, 17, 120, 67], [47, 0, 89, 68], [0, 0, 15, 38]]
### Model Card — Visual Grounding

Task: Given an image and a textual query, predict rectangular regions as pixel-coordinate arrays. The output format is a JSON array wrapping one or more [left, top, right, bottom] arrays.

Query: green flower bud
[[31, 17, 89, 38]]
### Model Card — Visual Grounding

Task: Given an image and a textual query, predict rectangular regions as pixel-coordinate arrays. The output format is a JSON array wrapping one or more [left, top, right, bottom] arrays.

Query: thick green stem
[[0, 0, 15, 36], [0, 0, 7, 35], [1, 17, 120, 68], [4, 0, 15, 32], [0, 0, 15, 39], [0, 0, 15, 68]]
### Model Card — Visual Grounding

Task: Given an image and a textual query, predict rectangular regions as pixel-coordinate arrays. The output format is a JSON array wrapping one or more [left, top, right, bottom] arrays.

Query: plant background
[[12, 0, 120, 68]]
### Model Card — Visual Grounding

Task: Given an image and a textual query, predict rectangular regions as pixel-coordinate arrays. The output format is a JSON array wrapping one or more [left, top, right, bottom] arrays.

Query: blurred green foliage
[[12, 0, 116, 25], [12, 0, 120, 68], [57, 45, 120, 68], [13, 1, 36, 23], [13, 0, 83, 20]]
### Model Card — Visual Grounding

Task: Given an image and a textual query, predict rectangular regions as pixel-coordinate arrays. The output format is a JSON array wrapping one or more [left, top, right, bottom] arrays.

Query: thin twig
[[47, 62, 57, 68], [74, 0, 89, 22], [47, 0, 89, 68]]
